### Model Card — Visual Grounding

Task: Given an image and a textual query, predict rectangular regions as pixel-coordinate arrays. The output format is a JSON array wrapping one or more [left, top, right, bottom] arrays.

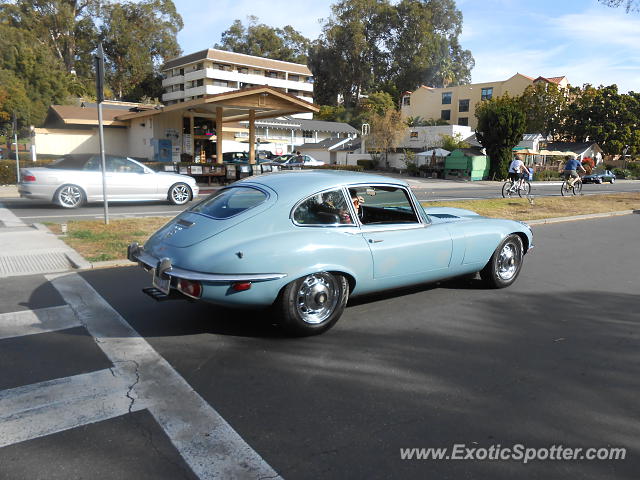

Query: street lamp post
[[94, 43, 109, 225]]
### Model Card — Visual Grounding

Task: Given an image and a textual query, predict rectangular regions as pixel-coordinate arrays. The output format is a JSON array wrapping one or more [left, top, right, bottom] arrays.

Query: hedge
[[0, 159, 55, 185], [356, 159, 376, 170]]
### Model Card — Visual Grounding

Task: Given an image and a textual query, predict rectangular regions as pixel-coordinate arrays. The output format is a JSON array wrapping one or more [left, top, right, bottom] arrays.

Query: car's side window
[[106, 157, 144, 173], [350, 186, 420, 225], [84, 156, 101, 171], [293, 189, 353, 225]]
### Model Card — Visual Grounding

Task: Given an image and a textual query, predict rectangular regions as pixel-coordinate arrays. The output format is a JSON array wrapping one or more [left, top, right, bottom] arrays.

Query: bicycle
[[561, 175, 583, 196], [502, 177, 531, 198]]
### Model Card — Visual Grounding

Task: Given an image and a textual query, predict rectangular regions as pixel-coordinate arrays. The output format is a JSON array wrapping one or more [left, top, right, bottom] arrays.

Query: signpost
[[94, 43, 109, 224], [12, 112, 19, 183]]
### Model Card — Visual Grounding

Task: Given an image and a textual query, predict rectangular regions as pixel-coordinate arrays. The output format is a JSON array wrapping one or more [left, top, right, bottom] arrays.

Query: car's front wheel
[[55, 184, 85, 208], [275, 272, 349, 336], [168, 182, 192, 205], [480, 234, 524, 288], [610, 177, 616, 184]]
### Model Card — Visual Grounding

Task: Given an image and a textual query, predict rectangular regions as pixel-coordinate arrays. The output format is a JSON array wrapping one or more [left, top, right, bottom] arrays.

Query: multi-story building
[[400, 73, 568, 129], [161, 48, 314, 118]]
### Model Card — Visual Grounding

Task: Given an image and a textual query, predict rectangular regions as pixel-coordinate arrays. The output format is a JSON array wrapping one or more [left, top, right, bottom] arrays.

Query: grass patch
[[43, 193, 640, 262], [46, 217, 170, 262], [424, 192, 640, 221]]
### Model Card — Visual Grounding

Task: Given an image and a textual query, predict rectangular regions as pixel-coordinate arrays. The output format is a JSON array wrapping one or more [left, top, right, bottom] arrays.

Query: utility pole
[[12, 112, 19, 183], [94, 43, 109, 224]]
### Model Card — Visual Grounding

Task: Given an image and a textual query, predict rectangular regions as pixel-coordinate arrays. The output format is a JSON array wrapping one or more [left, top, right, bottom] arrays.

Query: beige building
[[162, 48, 314, 119], [400, 73, 568, 129]]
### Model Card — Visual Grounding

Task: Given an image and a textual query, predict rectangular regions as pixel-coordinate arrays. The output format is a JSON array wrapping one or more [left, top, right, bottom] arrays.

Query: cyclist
[[562, 155, 586, 189], [507, 154, 529, 191]]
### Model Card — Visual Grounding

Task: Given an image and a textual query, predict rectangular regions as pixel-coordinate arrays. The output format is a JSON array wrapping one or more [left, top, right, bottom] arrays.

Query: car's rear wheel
[[596, 178, 603, 184], [168, 182, 192, 205], [275, 272, 349, 336], [480, 234, 524, 288], [55, 184, 85, 208]]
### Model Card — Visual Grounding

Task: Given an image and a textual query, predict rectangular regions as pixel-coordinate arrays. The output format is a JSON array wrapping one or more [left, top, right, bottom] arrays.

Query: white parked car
[[269, 154, 325, 167], [19, 154, 199, 208]]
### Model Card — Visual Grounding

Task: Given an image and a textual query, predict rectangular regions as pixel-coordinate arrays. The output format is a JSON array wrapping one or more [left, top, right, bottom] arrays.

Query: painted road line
[[0, 366, 140, 448], [0, 305, 79, 340], [49, 272, 280, 480]]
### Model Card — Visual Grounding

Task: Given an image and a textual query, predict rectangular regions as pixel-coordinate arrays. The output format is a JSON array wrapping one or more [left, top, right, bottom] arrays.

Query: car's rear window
[[189, 187, 267, 219]]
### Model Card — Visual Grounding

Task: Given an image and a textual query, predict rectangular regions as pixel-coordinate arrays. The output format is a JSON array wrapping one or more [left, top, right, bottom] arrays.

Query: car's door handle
[[368, 239, 384, 243]]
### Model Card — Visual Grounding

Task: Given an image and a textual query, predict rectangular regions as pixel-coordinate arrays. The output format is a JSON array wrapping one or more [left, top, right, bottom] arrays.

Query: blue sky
[[173, 0, 639, 93]]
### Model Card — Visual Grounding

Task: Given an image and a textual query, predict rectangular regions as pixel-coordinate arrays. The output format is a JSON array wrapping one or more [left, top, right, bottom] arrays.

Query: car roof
[[236, 170, 408, 204]]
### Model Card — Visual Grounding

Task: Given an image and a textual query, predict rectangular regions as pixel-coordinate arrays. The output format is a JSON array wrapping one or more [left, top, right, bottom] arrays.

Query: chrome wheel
[[480, 234, 524, 288], [56, 185, 84, 208], [169, 183, 191, 205], [496, 242, 519, 281], [295, 273, 340, 325]]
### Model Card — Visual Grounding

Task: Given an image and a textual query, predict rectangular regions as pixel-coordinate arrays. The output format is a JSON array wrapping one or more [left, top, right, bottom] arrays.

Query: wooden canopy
[[116, 86, 319, 164]]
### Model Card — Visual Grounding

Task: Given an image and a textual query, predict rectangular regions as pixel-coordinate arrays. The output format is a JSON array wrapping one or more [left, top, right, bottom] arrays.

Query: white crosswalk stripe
[[0, 305, 80, 340], [0, 272, 281, 479]]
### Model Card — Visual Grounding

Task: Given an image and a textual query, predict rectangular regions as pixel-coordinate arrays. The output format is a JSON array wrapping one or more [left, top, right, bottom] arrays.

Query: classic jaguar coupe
[[128, 170, 533, 335]]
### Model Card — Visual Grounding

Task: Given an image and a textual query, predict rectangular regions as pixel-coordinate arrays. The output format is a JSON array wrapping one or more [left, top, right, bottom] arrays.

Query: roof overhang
[[115, 86, 319, 123]]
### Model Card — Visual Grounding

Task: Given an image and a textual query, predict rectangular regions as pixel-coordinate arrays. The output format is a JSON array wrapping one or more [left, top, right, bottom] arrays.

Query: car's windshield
[[189, 187, 267, 219]]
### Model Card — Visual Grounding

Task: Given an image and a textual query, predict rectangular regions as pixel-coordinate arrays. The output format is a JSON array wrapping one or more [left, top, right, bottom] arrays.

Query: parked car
[[128, 170, 533, 336], [269, 153, 325, 167], [19, 154, 199, 208], [223, 151, 271, 164], [582, 169, 616, 184]]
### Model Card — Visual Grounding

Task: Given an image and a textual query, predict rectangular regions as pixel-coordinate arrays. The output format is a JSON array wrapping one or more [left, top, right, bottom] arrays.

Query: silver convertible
[[128, 170, 533, 336], [19, 154, 199, 208]]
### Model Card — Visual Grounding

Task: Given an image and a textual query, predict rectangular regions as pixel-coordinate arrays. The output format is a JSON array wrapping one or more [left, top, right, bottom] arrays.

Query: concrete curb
[[526, 209, 638, 225]]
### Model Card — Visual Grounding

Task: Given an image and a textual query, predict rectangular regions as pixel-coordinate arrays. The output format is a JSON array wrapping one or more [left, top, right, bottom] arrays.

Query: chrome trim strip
[[131, 248, 286, 283]]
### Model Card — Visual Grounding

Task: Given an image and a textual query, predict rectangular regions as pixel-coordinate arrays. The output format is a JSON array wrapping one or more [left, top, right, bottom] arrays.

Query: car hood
[[425, 206, 482, 224], [155, 171, 196, 184]]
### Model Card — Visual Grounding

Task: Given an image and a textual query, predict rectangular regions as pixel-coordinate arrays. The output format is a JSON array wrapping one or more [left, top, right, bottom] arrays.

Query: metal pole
[[13, 112, 19, 183], [95, 43, 109, 224]]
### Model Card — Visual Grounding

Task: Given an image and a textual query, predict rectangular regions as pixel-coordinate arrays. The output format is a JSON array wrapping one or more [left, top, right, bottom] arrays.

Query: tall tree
[[598, 0, 639, 12], [216, 16, 310, 64], [1, 0, 100, 75], [100, 0, 183, 100], [0, 21, 72, 130], [518, 82, 567, 139], [309, 0, 473, 106], [475, 95, 527, 179], [562, 84, 640, 154], [369, 107, 405, 167]]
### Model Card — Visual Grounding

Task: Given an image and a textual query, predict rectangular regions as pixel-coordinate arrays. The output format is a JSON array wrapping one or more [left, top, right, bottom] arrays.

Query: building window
[[458, 117, 468, 126], [442, 92, 452, 104], [266, 71, 279, 78], [303, 130, 313, 139], [213, 80, 228, 87], [289, 74, 299, 82], [402, 96, 411, 106], [238, 67, 248, 74], [288, 89, 299, 96], [441, 110, 451, 121], [481, 87, 493, 101], [196, 62, 203, 70], [459, 99, 469, 112]]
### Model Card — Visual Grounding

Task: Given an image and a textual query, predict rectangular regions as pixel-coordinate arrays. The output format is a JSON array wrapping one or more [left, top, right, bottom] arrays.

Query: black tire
[[55, 184, 85, 208], [168, 182, 192, 205], [561, 181, 569, 196], [502, 181, 515, 198], [573, 180, 582, 195], [480, 234, 524, 288], [275, 272, 349, 336], [596, 178, 603, 184], [610, 177, 615, 184], [517, 180, 531, 198]]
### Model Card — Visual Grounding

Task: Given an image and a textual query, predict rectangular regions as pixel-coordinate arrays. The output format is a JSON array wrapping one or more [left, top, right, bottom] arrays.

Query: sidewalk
[[0, 205, 90, 277]]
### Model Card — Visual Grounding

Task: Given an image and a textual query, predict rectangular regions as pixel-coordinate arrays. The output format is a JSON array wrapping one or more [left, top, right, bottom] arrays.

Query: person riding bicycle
[[508, 155, 529, 189], [562, 155, 586, 188]]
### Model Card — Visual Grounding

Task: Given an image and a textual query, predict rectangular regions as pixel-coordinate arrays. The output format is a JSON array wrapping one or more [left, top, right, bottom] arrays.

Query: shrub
[[0, 159, 55, 184], [612, 168, 630, 178], [533, 169, 561, 181], [313, 164, 364, 172], [356, 159, 377, 170]]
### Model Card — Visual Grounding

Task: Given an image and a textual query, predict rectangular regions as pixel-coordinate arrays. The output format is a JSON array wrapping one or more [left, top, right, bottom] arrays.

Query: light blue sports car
[[128, 170, 533, 335]]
